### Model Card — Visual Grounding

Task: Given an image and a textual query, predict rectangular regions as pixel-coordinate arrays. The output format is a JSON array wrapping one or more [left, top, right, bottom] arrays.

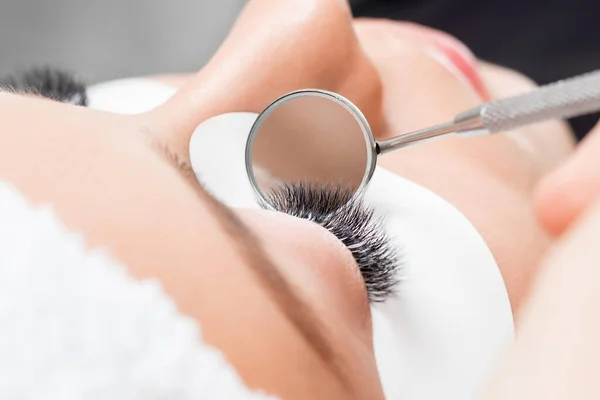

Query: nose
[[237, 208, 373, 341], [146, 0, 382, 158]]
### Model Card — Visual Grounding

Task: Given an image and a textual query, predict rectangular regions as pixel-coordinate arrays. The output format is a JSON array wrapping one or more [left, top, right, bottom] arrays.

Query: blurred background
[[351, 0, 600, 138], [0, 0, 597, 137], [0, 0, 246, 82]]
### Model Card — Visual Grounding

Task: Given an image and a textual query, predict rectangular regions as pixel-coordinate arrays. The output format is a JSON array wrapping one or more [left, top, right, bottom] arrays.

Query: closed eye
[[264, 182, 402, 303]]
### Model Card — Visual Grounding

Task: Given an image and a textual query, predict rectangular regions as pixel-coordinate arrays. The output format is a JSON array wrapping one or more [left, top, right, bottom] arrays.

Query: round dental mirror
[[245, 89, 377, 208]]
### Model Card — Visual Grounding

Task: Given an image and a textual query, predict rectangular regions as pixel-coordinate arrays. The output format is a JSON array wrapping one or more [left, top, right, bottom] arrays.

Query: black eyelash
[[0, 67, 88, 106], [265, 182, 401, 303]]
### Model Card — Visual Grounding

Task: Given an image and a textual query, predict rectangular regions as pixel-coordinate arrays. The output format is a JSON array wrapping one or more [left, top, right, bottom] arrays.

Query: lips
[[394, 23, 490, 101]]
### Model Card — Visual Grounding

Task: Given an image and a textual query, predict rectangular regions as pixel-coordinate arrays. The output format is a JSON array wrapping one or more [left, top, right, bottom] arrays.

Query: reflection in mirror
[[248, 92, 372, 207]]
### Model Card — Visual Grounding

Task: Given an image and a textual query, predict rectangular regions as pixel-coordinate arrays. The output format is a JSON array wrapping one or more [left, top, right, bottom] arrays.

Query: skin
[[0, 0, 581, 398], [352, 20, 574, 315], [480, 120, 600, 399], [536, 120, 600, 236]]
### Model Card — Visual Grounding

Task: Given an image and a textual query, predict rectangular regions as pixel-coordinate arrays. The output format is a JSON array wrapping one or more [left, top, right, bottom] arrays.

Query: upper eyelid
[[266, 182, 401, 302]]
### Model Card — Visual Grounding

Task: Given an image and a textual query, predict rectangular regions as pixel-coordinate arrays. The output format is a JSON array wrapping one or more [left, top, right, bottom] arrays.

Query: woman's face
[[0, 0, 574, 398]]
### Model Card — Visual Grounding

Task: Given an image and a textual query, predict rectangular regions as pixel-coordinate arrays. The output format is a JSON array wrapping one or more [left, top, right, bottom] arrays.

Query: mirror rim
[[245, 89, 377, 209]]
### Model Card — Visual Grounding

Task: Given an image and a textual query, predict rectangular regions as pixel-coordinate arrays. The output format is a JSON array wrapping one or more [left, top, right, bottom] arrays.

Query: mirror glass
[[247, 91, 373, 206]]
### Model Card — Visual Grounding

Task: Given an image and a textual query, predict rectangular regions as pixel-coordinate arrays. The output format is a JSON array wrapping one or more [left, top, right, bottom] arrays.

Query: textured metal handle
[[481, 70, 600, 133]]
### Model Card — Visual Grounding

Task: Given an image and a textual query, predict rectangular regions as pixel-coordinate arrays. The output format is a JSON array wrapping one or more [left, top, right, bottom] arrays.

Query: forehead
[[0, 94, 151, 204], [0, 94, 231, 273], [0, 93, 129, 143], [0, 93, 297, 340]]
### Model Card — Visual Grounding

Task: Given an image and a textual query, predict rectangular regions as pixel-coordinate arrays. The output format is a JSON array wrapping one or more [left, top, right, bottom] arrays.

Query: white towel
[[0, 181, 276, 400]]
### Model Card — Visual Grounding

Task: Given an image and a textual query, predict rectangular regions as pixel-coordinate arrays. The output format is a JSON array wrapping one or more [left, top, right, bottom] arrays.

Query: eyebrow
[[148, 138, 349, 384]]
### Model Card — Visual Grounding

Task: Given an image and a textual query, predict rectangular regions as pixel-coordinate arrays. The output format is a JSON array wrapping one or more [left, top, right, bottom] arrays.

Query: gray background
[[0, 0, 246, 83]]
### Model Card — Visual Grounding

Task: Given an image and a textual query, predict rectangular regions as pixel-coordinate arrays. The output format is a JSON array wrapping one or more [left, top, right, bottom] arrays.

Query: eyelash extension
[[265, 182, 401, 303], [0, 67, 88, 106]]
